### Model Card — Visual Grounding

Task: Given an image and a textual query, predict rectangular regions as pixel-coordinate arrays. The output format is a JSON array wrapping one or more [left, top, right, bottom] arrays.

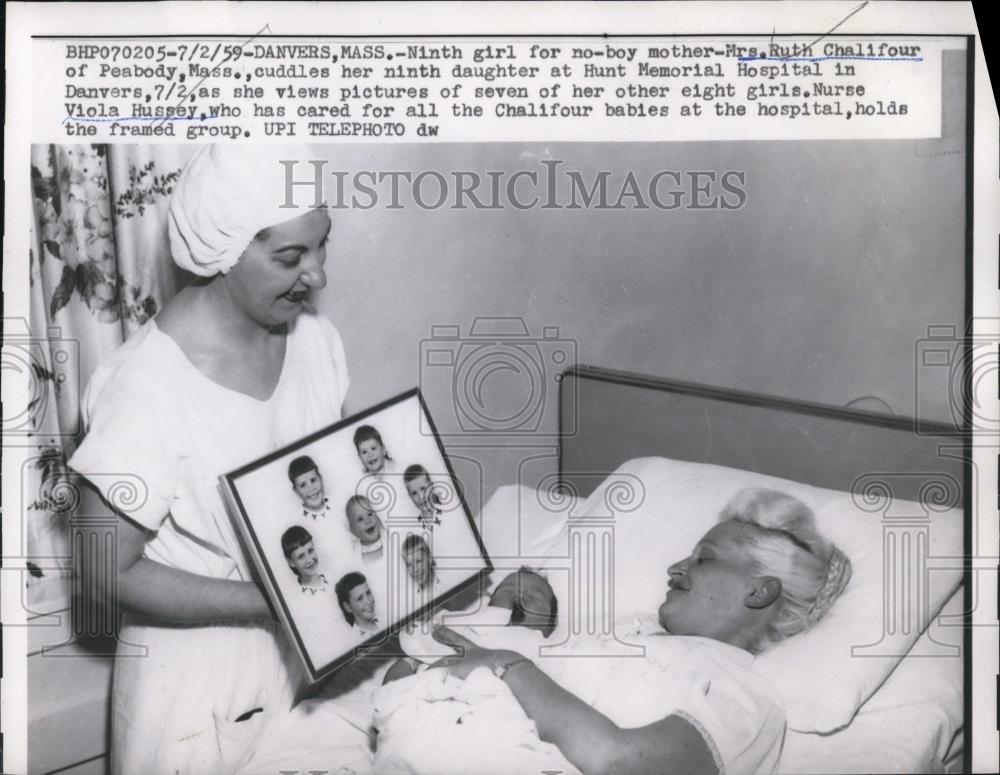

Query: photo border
[[221, 387, 494, 683]]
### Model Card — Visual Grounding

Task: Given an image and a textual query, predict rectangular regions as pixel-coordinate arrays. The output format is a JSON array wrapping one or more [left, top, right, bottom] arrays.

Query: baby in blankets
[[372, 568, 570, 774], [486, 567, 559, 638], [389, 567, 557, 673]]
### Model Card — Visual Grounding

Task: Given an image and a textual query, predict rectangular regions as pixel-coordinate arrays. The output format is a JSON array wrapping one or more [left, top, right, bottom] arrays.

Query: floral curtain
[[26, 143, 191, 608]]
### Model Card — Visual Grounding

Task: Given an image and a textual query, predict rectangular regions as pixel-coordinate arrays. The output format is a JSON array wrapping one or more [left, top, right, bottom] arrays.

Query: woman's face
[[223, 208, 331, 327], [357, 438, 387, 473], [345, 582, 377, 626], [658, 521, 767, 644]]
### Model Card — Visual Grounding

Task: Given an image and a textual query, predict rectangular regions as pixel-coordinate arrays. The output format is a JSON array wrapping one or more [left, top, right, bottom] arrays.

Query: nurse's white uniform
[[70, 306, 371, 775]]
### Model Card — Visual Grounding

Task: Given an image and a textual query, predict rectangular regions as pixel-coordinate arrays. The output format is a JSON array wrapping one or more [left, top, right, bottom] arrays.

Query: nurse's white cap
[[167, 144, 320, 276]]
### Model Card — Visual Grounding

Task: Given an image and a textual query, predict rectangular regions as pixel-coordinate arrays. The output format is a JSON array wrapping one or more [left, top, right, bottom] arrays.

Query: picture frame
[[220, 388, 492, 683]]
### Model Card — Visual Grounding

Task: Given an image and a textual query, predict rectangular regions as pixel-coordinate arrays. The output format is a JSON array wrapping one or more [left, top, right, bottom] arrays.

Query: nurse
[[70, 145, 369, 775]]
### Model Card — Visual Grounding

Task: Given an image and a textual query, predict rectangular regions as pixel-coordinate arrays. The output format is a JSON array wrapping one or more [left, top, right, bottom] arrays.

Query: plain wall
[[314, 51, 966, 519]]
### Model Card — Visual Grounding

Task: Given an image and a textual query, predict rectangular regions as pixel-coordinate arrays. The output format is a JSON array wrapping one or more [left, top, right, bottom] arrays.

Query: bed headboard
[[558, 365, 965, 504]]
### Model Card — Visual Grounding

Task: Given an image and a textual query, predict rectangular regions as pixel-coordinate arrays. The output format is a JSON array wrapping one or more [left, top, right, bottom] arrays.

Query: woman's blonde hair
[[720, 488, 852, 653]]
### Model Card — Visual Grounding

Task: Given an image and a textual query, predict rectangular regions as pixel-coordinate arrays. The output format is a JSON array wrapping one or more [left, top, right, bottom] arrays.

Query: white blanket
[[373, 617, 785, 775], [375, 608, 580, 775], [372, 665, 578, 775]]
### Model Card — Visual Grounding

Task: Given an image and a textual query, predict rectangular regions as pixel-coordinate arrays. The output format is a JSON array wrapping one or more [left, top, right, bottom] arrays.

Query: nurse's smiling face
[[224, 208, 331, 327]]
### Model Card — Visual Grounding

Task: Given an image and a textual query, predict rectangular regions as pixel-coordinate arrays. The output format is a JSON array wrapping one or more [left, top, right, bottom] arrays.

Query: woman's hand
[[431, 625, 716, 775], [430, 624, 521, 681]]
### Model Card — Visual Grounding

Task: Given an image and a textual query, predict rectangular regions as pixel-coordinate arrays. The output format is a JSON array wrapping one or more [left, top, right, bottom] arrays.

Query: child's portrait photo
[[345, 495, 386, 563], [403, 464, 444, 528], [401, 533, 437, 593], [281, 525, 328, 593], [288, 455, 332, 521], [221, 390, 491, 681], [353, 424, 397, 478], [335, 572, 380, 637]]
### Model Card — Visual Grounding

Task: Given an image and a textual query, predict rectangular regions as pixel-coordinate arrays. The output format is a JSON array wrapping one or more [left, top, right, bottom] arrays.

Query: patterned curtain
[[25, 143, 191, 608]]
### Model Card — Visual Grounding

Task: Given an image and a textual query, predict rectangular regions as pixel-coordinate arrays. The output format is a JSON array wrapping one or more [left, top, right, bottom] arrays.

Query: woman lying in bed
[[375, 488, 852, 775]]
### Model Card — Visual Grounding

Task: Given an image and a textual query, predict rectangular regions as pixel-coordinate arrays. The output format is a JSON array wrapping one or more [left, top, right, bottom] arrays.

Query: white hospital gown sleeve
[[316, 314, 350, 410], [69, 372, 177, 532], [673, 646, 786, 775]]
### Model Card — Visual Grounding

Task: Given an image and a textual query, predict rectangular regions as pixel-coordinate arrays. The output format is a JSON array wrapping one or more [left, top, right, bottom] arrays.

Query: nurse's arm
[[76, 483, 272, 624]]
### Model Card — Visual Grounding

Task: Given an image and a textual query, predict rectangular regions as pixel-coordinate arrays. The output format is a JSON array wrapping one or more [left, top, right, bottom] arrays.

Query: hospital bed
[[29, 364, 967, 774]]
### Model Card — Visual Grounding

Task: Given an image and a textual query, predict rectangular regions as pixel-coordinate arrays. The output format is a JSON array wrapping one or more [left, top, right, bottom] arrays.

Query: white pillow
[[478, 483, 573, 562], [561, 457, 963, 733]]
